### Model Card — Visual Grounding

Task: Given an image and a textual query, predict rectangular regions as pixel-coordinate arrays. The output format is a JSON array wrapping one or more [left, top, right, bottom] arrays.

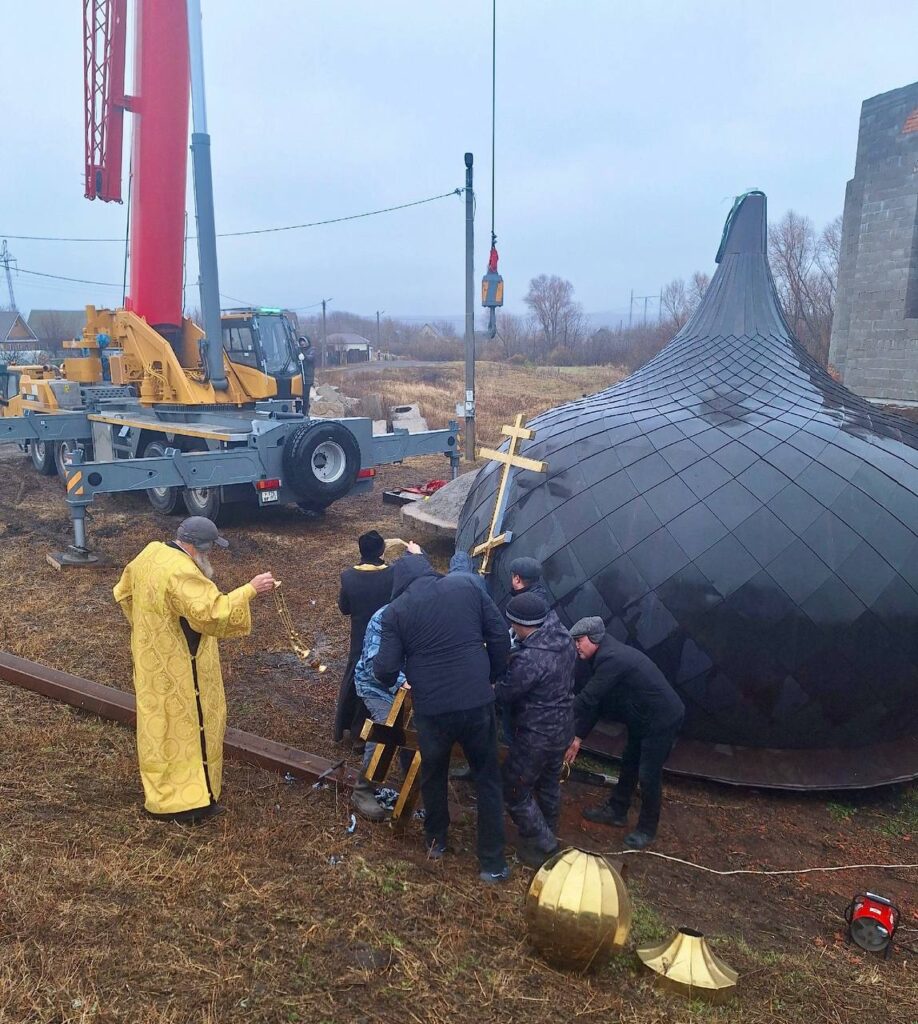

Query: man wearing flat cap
[[333, 530, 395, 747], [497, 593, 576, 867], [564, 617, 684, 849], [114, 517, 275, 823]]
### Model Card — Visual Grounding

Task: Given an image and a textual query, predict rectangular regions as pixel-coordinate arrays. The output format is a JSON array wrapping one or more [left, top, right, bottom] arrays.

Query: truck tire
[[283, 421, 360, 509], [29, 439, 56, 476], [54, 440, 88, 480], [143, 441, 181, 514], [182, 486, 223, 522]]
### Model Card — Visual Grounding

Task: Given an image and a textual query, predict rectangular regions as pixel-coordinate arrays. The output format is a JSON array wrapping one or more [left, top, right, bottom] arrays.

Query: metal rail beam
[[0, 650, 357, 789], [68, 447, 271, 497], [0, 411, 92, 443]]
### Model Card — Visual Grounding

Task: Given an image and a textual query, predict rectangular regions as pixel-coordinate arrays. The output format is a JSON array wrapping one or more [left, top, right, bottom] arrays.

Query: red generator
[[844, 892, 900, 956]]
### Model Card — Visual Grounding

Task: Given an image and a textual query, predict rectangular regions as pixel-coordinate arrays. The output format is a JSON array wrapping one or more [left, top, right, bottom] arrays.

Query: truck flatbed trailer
[[1, 397, 459, 564]]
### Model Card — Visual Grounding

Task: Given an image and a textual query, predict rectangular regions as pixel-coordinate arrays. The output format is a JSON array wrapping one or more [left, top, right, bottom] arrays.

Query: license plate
[[260, 489, 279, 503]]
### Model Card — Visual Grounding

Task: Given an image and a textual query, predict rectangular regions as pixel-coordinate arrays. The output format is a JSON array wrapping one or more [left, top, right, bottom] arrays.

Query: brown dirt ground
[[1, 363, 916, 1022]]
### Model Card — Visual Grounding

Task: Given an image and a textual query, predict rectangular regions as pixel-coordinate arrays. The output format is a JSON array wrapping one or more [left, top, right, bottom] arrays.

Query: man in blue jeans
[[564, 616, 684, 850], [374, 552, 512, 883]]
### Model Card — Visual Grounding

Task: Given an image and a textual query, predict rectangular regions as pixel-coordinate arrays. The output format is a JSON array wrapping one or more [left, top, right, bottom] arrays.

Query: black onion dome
[[457, 191, 918, 789]]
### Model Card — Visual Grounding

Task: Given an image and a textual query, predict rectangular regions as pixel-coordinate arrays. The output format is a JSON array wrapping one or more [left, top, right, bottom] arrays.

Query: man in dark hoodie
[[375, 552, 512, 883], [333, 530, 396, 746], [448, 550, 488, 593], [497, 593, 576, 867], [564, 616, 684, 850]]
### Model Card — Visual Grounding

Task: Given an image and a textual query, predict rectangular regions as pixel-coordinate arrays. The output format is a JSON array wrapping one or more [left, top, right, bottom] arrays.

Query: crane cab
[[221, 308, 302, 397]]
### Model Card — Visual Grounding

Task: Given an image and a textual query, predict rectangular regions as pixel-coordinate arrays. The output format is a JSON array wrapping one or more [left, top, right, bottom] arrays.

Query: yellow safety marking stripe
[[66, 471, 83, 492]]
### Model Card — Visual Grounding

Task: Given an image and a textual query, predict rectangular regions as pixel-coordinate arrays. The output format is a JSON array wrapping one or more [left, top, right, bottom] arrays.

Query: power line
[[13, 266, 122, 287], [1, 189, 463, 243]]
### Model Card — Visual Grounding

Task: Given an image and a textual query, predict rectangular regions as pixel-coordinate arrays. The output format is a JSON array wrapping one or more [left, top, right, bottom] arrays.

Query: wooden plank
[[87, 413, 247, 443]]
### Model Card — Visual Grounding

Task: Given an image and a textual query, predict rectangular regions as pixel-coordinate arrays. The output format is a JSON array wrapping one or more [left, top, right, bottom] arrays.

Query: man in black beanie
[[333, 530, 394, 746], [497, 592, 575, 868], [564, 616, 684, 850]]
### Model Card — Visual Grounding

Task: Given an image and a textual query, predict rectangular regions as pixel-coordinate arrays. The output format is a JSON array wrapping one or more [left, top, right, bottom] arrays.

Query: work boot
[[350, 778, 387, 822], [582, 804, 628, 828], [623, 830, 654, 850], [516, 840, 558, 869]]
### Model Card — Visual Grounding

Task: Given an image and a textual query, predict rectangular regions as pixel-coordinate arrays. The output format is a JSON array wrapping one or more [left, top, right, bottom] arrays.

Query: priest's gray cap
[[177, 516, 229, 551]]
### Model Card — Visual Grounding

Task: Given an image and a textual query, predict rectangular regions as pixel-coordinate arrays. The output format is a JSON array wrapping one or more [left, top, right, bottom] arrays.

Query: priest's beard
[[193, 551, 215, 580]]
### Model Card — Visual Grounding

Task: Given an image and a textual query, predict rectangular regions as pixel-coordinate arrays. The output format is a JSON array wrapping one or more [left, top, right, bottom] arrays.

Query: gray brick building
[[829, 82, 918, 404]]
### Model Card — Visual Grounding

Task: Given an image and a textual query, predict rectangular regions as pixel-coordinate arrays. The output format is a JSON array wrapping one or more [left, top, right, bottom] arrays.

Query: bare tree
[[523, 274, 585, 357], [661, 278, 692, 331], [494, 311, 533, 359], [768, 211, 840, 366], [689, 271, 710, 306], [30, 310, 82, 353], [660, 271, 710, 334]]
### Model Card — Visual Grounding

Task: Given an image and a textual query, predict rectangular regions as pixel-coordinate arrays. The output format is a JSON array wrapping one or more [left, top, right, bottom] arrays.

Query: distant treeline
[[295, 208, 842, 373]]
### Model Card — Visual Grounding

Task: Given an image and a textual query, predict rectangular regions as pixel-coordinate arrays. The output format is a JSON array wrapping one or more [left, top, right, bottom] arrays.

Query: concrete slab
[[400, 469, 480, 540]]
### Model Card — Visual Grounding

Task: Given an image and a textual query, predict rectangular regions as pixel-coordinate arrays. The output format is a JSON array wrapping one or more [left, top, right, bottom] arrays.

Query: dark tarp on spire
[[457, 191, 918, 790]]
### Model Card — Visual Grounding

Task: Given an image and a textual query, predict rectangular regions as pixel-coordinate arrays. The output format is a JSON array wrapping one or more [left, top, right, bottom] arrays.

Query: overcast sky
[[5, 1, 918, 326]]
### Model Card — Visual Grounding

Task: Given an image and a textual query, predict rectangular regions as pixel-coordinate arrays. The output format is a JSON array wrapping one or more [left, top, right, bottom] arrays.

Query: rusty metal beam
[[0, 650, 357, 789]]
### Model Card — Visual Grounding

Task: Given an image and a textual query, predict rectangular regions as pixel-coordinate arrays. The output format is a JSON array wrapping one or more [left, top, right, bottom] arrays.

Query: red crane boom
[[83, 0, 127, 203], [83, 0, 189, 333]]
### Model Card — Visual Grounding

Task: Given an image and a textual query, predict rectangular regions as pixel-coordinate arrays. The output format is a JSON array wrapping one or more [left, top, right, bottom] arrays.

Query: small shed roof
[[0, 311, 39, 349]]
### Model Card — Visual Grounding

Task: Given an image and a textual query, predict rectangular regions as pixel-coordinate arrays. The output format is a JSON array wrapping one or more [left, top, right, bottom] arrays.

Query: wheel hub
[[311, 441, 346, 483]]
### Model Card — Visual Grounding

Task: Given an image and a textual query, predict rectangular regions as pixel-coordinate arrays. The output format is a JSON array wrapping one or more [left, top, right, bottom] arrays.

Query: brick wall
[[829, 82, 918, 402]]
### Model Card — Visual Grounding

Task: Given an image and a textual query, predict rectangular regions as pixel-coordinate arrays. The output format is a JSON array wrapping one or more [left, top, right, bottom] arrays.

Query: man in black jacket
[[564, 617, 684, 850], [497, 593, 575, 867], [507, 556, 550, 605], [333, 530, 395, 745], [375, 552, 512, 883]]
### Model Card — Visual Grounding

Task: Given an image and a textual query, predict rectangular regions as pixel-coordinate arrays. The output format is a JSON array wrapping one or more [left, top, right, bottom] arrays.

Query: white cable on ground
[[608, 850, 918, 876]]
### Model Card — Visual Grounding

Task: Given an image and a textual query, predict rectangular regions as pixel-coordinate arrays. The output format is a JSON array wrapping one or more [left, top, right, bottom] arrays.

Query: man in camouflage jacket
[[496, 593, 576, 867]]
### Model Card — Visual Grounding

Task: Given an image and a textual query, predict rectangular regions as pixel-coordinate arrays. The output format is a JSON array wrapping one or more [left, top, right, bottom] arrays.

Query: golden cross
[[472, 413, 548, 575], [360, 687, 422, 830]]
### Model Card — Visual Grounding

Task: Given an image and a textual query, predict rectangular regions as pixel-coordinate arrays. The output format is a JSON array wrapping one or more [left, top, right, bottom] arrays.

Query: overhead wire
[[490, 0, 496, 244], [2, 189, 463, 243], [13, 266, 122, 288]]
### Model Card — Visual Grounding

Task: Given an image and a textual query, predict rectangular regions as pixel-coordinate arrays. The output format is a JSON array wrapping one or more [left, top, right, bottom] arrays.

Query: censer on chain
[[273, 581, 327, 672]]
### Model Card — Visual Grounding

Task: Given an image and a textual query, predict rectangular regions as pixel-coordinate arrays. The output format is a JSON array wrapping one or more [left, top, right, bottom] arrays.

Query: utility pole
[[633, 292, 660, 327], [1, 240, 17, 311], [376, 310, 385, 354], [464, 152, 475, 461], [321, 297, 332, 368], [628, 288, 633, 329]]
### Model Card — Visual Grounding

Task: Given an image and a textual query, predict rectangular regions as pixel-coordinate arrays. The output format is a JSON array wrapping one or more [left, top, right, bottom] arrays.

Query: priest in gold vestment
[[114, 516, 275, 822]]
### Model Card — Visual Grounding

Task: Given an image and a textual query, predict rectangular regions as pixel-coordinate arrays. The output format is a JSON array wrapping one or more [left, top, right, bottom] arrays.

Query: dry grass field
[[324, 360, 626, 450], [0, 362, 916, 1023]]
